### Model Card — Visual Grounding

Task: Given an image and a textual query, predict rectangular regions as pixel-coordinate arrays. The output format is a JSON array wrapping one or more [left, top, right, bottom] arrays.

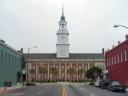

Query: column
[[71, 63, 73, 81], [77, 63, 78, 81], [59, 62, 61, 80], [82, 63, 84, 80], [54, 63, 56, 81], [48, 63, 50, 81], [65, 63, 67, 81], [35, 64, 38, 81]]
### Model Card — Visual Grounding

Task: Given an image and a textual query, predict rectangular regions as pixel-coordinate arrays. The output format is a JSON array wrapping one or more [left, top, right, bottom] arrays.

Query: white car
[[94, 80, 100, 87]]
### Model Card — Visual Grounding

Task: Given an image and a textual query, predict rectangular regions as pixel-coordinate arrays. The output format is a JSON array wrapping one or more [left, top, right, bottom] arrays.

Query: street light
[[114, 24, 128, 29], [26, 46, 37, 82], [28, 46, 37, 54]]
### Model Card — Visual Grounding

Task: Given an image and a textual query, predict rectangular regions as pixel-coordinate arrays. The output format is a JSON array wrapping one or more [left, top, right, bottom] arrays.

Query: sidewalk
[[0, 85, 27, 93], [7, 85, 28, 92]]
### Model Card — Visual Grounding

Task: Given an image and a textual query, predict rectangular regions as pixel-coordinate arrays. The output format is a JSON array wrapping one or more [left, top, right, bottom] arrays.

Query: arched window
[[61, 23, 64, 28]]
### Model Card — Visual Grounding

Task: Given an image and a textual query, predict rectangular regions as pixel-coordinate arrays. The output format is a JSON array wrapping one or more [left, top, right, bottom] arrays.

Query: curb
[[7, 86, 28, 93]]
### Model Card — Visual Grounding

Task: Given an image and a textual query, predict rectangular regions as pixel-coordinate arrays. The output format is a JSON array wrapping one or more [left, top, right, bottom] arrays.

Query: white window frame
[[125, 50, 127, 61]]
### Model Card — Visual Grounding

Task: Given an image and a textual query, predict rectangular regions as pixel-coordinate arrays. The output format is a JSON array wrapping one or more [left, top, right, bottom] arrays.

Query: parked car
[[94, 80, 100, 87], [99, 79, 111, 89], [107, 81, 126, 92], [26, 82, 36, 86]]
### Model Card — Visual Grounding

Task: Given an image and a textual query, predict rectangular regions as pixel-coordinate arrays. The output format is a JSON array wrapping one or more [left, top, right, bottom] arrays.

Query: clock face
[[61, 36, 65, 41]]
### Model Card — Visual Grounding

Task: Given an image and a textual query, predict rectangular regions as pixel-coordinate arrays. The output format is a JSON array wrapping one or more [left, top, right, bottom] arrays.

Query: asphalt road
[[7, 83, 128, 96], [69, 84, 128, 96]]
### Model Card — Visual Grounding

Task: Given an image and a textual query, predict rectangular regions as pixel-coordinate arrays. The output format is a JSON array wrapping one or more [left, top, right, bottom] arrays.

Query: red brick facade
[[105, 37, 128, 85]]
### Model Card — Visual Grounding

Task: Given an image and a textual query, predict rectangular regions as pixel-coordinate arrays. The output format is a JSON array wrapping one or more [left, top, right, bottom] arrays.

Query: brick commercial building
[[24, 8, 105, 82], [105, 35, 128, 85]]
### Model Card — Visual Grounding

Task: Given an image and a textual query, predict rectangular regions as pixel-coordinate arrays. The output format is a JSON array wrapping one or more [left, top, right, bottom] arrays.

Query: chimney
[[125, 34, 128, 41], [118, 41, 121, 45], [112, 45, 114, 48], [21, 48, 23, 54], [102, 48, 105, 55]]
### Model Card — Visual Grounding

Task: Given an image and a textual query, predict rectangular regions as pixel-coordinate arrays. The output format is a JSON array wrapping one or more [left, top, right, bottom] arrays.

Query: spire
[[62, 3, 64, 16], [61, 2, 65, 21]]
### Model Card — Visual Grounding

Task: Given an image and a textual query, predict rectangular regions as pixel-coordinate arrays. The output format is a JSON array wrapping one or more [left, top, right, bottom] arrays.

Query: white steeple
[[56, 6, 70, 58]]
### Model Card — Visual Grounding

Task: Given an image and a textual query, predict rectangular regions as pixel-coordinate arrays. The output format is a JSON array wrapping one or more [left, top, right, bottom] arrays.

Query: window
[[9, 53, 10, 65], [5, 51, 7, 65], [108, 58, 110, 66], [1, 49, 3, 59], [12, 55, 13, 65], [15, 56, 16, 66], [111, 57, 113, 65], [62, 23, 64, 28], [117, 54, 119, 63], [106, 58, 108, 66], [114, 56, 116, 64], [124, 50, 127, 61], [121, 51, 123, 62], [16, 57, 18, 66]]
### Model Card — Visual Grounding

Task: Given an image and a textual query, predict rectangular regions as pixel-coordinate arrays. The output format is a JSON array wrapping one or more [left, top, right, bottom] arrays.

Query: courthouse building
[[24, 9, 105, 82]]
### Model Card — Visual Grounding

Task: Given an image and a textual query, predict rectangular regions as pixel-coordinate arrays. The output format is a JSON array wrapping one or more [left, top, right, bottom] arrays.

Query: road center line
[[62, 85, 67, 96]]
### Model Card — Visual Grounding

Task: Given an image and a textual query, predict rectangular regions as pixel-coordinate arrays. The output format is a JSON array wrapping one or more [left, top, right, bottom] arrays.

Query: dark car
[[99, 79, 111, 89], [26, 82, 36, 86], [107, 81, 126, 92]]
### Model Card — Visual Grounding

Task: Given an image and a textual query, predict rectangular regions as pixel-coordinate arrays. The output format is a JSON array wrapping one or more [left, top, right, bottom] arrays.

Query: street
[[8, 83, 128, 96]]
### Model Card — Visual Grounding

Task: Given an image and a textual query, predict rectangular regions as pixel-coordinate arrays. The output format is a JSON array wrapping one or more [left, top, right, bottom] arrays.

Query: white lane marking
[[37, 91, 43, 95], [89, 93, 95, 96], [15, 93, 24, 96]]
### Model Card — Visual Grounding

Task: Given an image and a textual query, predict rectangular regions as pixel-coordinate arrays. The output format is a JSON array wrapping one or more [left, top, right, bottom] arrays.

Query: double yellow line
[[61, 85, 67, 96]]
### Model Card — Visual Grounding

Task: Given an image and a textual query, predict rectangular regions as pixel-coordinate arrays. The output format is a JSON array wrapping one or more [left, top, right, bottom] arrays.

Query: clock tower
[[56, 7, 70, 58]]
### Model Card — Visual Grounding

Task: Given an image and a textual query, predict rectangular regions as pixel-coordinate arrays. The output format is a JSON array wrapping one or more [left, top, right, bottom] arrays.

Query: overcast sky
[[0, 0, 128, 53]]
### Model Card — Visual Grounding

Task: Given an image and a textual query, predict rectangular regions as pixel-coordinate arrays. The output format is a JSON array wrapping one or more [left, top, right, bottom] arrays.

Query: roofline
[[23, 53, 103, 54], [0, 41, 22, 56], [106, 40, 128, 54]]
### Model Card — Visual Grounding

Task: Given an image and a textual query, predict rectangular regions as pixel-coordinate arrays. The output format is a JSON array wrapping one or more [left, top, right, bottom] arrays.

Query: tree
[[50, 67, 58, 81], [77, 69, 84, 80], [86, 66, 102, 81], [42, 67, 48, 81], [29, 69, 35, 81], [38, 67, 43, 81], [38, 67, 48, 81], [67, 68, 76, 81]]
